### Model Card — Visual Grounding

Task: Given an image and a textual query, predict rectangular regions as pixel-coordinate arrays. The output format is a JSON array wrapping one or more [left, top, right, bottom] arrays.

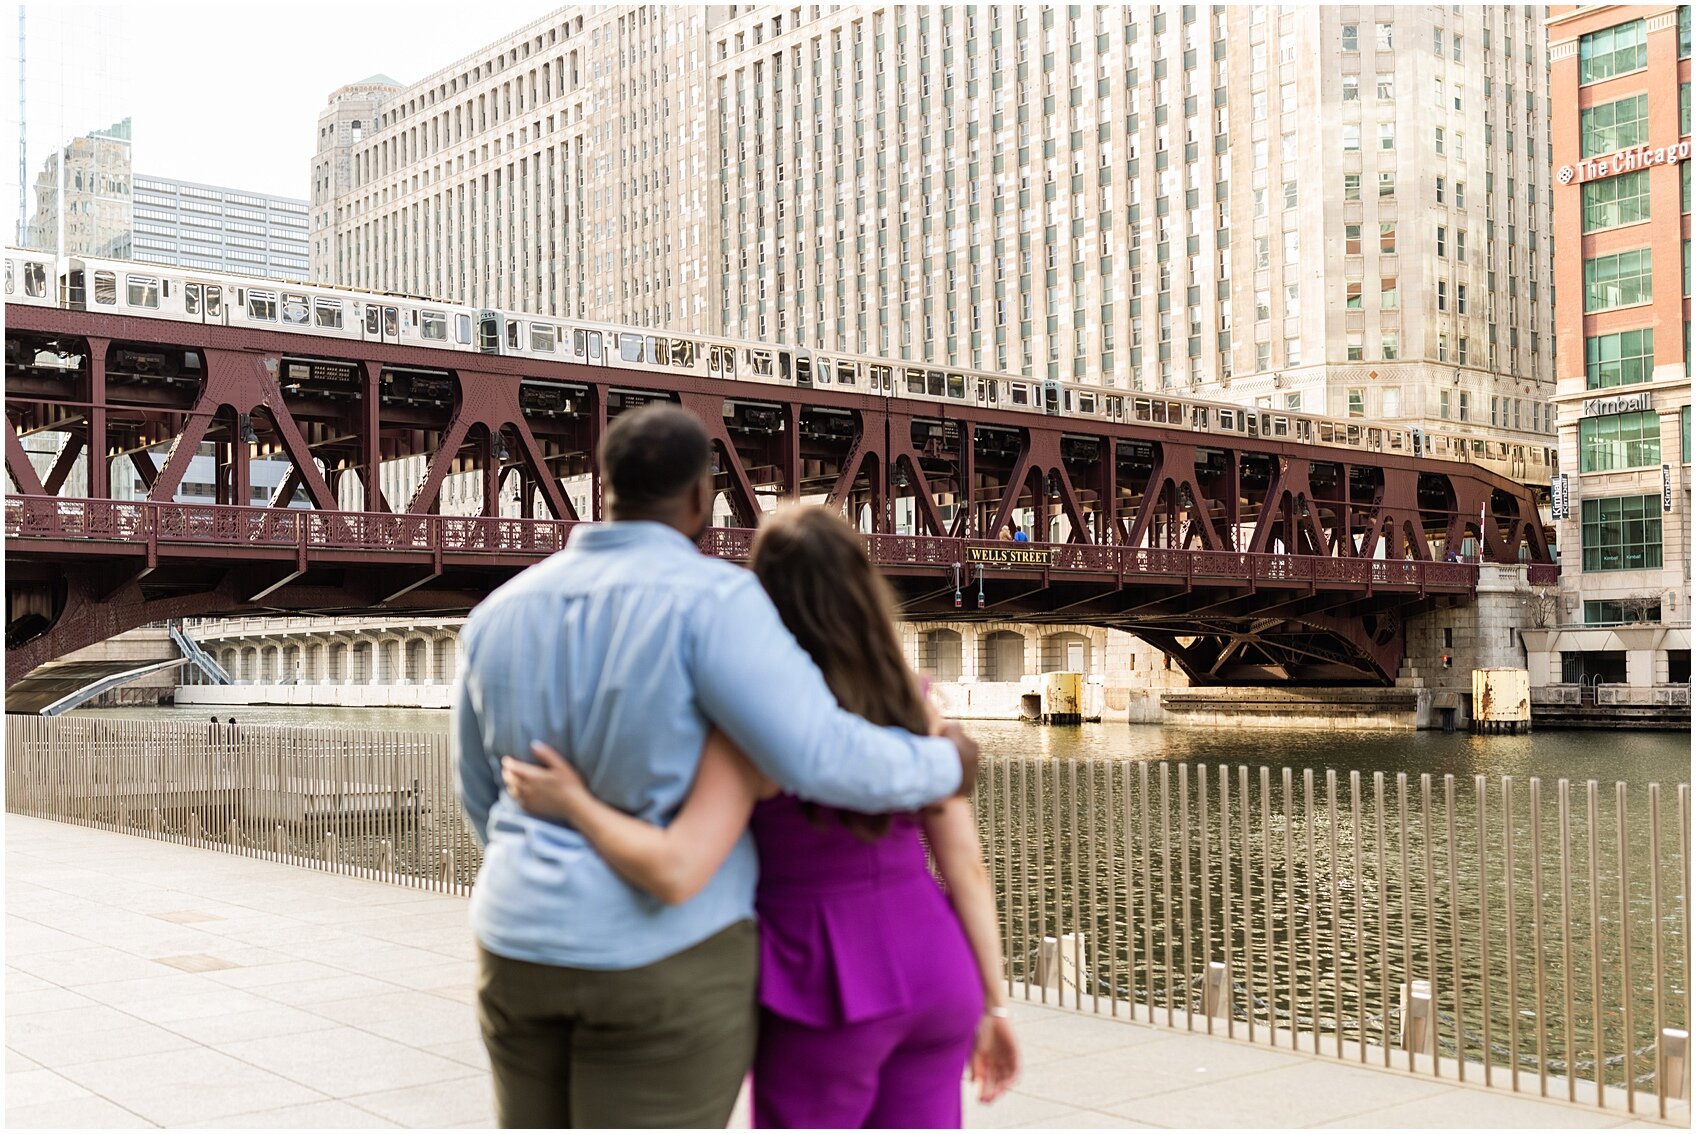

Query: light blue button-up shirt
[[453, 520, 962, 970]]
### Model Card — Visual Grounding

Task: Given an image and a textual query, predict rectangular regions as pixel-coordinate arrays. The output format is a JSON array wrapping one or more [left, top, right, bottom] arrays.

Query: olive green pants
[[476, 921, 758, 1129]]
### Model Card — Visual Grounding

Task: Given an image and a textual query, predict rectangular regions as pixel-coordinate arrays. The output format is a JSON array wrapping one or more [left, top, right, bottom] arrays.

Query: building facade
[[25, 117, 133, 259], [1529, 3, 1691, 706], [131, 176, 309, 280], [310, 3, 1554, 451]]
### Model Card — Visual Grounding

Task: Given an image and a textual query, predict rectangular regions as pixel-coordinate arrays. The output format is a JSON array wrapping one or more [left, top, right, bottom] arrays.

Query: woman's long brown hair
[[750, 506, 931, 839]]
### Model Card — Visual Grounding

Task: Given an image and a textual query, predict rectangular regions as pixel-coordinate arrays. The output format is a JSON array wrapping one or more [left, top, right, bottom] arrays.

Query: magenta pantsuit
[[748, 795, 983, 1129]]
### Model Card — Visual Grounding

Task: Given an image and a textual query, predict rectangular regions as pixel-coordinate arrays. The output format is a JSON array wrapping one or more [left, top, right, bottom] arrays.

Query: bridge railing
[[6, 716, 1686, 1118], [8, 495, 1482, 591]]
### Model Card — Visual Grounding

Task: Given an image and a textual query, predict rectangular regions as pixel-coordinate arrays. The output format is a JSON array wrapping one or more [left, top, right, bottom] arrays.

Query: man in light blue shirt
[[454, 405, 976, 1128]]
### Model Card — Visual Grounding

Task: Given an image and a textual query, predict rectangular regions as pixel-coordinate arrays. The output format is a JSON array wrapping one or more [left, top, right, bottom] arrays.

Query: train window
[[586, 331, 603, 361], [126, 275, 160, 308], [314, 298, 343, 329], [927, 371, 944, 397], [750, 349, 774, 376], [905, 369, 926, 394], [382, 307, 399, 337], [646, 336, 662, 364], [3, 259, 11, 294], [801, 357, 819, 384], [1010, 383, 1029, 406], [947, 373, 966, 399], [421, 311, 449, 341], [204, 285, 222, 317], [1345, 425, 1361, 446], [529, 323, 554, 351], [366, 306, 382, 336], [88, 271, 114, 305], [281, 294, 308, 325], [573, 329, 587, 356], [656, 337, 672, 365], [672, 339, 696, 368], [837, 360, 856, 386], [24, 261, 46, 297], [621, 334, 643, 362], [504, 319, 520, 350], [1079, 393, 1098, 414], [185, 283, 201, 316], [248, 289, 278, 321], [1387, 430, 1404, 451]]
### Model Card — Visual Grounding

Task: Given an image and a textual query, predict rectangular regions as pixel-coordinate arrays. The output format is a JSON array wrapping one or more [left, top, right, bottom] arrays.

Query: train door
[[184, 281, 226, 324], [477, 310, 502, 353], [708, 343, 734, 378], [975, 376, 998, 406], [366, 302, 402, 344]]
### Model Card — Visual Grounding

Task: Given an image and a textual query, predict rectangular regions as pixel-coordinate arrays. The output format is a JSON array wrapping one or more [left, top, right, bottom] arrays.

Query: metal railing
[[983, 756, 1690, 1119], [8, 495, 1483, 593], [6, 717, 1686, 1116], [5, 716, 479, 892]]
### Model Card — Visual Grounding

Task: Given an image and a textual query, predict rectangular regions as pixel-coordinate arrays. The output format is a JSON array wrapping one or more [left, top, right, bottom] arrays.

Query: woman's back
[[750, 795, 971, 1031]]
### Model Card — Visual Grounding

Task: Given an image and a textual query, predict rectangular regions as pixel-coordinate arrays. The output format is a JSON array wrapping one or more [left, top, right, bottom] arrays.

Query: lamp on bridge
[[1046, 471, 1062, 500], [893, 465, 911, 490], [493, 436, 511, 464]]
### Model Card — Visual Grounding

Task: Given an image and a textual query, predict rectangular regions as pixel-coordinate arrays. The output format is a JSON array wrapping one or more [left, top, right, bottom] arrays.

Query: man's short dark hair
[[598, 404, 712, 511]]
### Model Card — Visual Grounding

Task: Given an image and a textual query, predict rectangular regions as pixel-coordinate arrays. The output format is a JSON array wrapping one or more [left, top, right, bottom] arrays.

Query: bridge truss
[[5, 305, 1552, 687]]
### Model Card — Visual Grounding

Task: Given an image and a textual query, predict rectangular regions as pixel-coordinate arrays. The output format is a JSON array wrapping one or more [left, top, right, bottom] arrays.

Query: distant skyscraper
[[26, 116, 132, 258], [311, 4, 1555, 447]]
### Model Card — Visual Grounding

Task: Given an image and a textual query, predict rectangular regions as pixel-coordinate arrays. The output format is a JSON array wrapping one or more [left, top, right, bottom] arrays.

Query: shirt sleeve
[[451, 632, 498, 849], [688, 573, 961, 811]]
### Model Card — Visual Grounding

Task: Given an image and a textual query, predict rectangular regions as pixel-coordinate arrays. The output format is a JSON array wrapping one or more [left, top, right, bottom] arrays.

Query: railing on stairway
[[168, 619, 231, 685]]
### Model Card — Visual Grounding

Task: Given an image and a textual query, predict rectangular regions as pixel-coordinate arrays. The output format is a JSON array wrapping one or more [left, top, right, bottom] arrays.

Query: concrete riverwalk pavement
[[5, 815, 1683, 1129]]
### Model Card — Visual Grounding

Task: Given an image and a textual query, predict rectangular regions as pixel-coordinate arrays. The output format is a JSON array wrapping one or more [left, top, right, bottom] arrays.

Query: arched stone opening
[[918, 629, 964, 681], [405, 638, 428, 684], [352, 641, 375, 684], [1040, 632, 1091, 674], [327, 642, 348, 683], [379, 638, 401, 684], [979, 630, 1026, 682]]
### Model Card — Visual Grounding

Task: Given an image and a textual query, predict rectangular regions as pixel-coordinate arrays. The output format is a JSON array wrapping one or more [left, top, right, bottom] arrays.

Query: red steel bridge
[[5, 305, 1553, 688]]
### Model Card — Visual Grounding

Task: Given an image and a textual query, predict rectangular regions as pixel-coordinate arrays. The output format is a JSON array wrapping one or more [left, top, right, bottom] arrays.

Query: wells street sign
[[966, 545, 1054, 567]]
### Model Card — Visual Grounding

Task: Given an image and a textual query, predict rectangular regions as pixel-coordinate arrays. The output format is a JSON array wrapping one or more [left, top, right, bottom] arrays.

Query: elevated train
[[5, 248, 1554, 485]]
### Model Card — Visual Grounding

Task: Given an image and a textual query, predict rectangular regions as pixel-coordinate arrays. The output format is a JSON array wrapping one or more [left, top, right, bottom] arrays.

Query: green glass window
[[1586, 328, 1654, 389], [1585, 599, 1661, 625], [1580, 93, 1648, 158], [1682, 5, 1691, 58], [1581, 495, 1662, 572], [1684, 405, 1691, 464], [1582, 170, 1650, 231], [1579, 20, 1646, 84], [1684, 83, 1692, 138], [1579, 410, 1661, 471], [1584, 248, 1653, 312]]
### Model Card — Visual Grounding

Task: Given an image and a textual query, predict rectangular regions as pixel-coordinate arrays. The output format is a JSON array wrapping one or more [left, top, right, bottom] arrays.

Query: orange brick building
[[1533, 4, 1691, 704]]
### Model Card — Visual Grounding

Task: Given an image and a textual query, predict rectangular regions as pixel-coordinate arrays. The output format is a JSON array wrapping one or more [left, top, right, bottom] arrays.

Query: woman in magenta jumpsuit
[[505, 506, 1019, 1128]]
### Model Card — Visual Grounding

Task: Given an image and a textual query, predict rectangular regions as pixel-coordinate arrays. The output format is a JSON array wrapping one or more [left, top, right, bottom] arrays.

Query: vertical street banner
[[1551, 474, 1567, 520], [1663, 465, 1673, 513]]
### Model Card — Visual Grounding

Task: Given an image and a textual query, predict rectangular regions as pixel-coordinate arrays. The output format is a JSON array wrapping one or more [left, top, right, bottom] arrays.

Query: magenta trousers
[[749, 962, 982, 1128]]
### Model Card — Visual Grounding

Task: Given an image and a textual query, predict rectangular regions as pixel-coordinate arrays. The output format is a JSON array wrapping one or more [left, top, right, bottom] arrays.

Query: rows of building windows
[[1580, 494, 1663, 572], [1578, 409, 1662, 472], [1586, 328, 1656, 389]]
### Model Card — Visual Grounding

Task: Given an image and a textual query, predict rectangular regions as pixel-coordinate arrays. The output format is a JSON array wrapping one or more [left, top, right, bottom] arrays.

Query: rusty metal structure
[[5, 305, 1553, 688]]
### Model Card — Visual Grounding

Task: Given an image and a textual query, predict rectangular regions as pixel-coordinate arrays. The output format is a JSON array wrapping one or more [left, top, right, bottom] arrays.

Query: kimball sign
[[1558, 140, 1693, 186]]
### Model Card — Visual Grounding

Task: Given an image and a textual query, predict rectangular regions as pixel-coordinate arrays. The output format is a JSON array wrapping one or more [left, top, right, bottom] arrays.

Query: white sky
[[6, 1, 562, 227]]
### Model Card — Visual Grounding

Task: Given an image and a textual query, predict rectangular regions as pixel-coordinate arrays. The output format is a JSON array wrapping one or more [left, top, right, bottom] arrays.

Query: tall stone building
[[25, 117, 133, 259], [311, 3, 1554, 448], [1524, 3, 1691, 709]]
